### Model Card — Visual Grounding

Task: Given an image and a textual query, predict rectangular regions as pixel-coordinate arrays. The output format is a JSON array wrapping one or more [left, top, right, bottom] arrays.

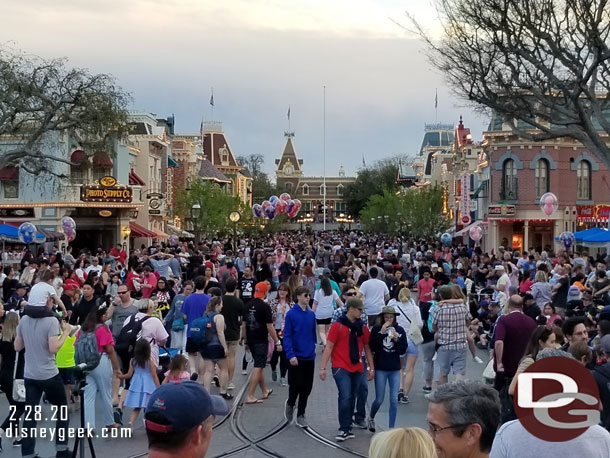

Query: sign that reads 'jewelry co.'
[[81, 176, 133, 203]]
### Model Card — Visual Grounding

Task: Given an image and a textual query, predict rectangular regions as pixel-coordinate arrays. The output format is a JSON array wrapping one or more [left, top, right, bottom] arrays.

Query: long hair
[[450, 285, 466, 301], [168, 354, 188, 375], [82, 306, 107, 332], [523, 325, 554, 360], [1, 312, 19, 342], [133, 338, 151, 368], [369, 427, 435, 458], [206, 296, 222, 314], [319, 277, 332, 296]]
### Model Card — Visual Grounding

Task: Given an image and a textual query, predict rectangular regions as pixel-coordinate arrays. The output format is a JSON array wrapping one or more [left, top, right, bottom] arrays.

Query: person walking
[[367, 306, 407, 432], [119, 338, 160, 427], [0, 312, 25, 450], [320, 298, 375, 442], [283, 286, 317, 427], [220, 278, 244, 390], [313, 277, 343, 348], [165, 280, 194, 354], [358, 267, 389, 326], [242, 282, 281, 404], [200, 297, 232, 399], [270, 282, 292, 386], [75, 306, 122, 432], [180, 276, 210, 377]]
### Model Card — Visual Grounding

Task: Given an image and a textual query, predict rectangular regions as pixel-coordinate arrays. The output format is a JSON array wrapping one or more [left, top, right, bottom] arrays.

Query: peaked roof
[[202, 132, 240, 168], [275, 137, 303, 172], [198, 159, 231, 184]]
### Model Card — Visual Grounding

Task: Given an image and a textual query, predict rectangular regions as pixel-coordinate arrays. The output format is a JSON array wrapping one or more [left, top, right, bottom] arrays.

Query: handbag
[[172, 312, 185, 332], [395, 302, 424, 345], [12, 351, 25, 403], [483, 357, 496, 382]]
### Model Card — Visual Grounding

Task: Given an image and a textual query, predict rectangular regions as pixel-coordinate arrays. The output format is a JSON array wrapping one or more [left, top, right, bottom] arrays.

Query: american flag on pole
[[210, 93, 214, 107], [287, 106, 290, 120], [435, 89, 438, 109]]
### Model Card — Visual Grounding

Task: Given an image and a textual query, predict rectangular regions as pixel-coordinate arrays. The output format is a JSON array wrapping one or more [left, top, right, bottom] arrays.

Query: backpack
[[115, 315, 152, 354], [427, 301, 438, 334], [190, 312, 217, 346], [74, 324, 103, 371]]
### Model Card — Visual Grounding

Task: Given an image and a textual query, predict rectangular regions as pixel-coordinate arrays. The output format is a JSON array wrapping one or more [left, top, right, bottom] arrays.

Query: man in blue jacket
[[283, 285, 317, 427]]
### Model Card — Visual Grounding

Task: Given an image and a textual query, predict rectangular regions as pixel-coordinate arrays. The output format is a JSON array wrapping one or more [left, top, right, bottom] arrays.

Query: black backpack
[[115, 315, 151, 354]]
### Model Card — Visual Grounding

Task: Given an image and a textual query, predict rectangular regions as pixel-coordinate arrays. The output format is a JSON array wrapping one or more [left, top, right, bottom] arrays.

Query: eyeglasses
[[118, 291, 129, 294], [427, 422, 471, 436], [345, 292, 357, 297], [301, 293, 310, 297]]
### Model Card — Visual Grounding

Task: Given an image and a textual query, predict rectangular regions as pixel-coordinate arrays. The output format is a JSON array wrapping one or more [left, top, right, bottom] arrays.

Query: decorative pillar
[[524, 220, 529, 253]]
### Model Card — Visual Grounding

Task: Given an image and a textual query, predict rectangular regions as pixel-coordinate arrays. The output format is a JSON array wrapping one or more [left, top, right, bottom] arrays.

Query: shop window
[[285, 182, 293, 192], [577, 160, 591, 200], [93, 166, 111, 182], [70, 164, 85, 184], [301, 184, 309, 195], [535, 159, 549, 197], [502, 159, 517, 199], [320, 184, 326, 195], [337, 184, 344, 196]]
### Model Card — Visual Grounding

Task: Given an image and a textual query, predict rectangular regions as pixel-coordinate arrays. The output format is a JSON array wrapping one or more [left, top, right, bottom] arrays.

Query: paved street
[[0, 345, 487, 458]]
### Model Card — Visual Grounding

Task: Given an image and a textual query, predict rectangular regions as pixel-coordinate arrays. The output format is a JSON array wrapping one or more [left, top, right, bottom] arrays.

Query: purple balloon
[[264, 205, 276, 219], [286, 199, 295, 214], [252, 204, 263, 218]]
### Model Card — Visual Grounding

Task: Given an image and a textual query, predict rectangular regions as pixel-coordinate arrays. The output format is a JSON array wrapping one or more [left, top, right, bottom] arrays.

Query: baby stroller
[[158, 347, 180, 383]]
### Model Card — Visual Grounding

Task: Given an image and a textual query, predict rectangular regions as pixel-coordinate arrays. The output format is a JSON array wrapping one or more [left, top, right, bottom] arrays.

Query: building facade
[[275, 134, 355, 222], [484, 112, 610, 253]]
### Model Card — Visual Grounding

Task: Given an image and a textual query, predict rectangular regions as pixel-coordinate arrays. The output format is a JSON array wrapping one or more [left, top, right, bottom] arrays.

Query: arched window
[[502, 159, 517, 199], [320, 184, 326, 196], [535, 159, 549, 197], [577, 160, 591, 200], [285, 182, 293, 192], [301, 184, 309, 195], [337, 184, 344, 196]]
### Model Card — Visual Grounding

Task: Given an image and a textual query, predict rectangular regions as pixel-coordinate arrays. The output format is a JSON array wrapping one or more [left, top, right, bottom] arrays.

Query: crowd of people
[[1, 230, 610, 458]]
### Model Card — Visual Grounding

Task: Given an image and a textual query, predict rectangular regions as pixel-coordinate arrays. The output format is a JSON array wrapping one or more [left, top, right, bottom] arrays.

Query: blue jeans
[[370, 369, 400, 428], [354, 357, 368, 422], [332, 367, 361, 433]]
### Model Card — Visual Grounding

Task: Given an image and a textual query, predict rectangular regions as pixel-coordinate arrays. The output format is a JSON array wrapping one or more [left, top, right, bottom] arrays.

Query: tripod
[[72, 376, 96, 458]]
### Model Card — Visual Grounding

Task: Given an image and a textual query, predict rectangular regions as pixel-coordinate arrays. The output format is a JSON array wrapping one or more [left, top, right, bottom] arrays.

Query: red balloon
[[261, 200, 271, 209], [275, 199, 287, 215], [280, 193, 291, 201]]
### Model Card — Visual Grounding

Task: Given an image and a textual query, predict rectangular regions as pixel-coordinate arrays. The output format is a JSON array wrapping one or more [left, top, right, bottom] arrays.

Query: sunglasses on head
[[345, 292, 357, 296]]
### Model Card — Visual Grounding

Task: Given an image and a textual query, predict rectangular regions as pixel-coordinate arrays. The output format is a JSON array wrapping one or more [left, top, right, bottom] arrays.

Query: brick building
[[485, 113, 610, 253]]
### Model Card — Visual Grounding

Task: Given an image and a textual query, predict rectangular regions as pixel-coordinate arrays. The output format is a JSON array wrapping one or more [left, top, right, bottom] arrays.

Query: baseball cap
[[346, 298, 364, 310], [15, 283, 29, 290], [494, 265, 505, 271], [145, 381, 229, 433], [567, 285, 582, 301], [63, 280, 80, 292], [253, 282, 269, 299]]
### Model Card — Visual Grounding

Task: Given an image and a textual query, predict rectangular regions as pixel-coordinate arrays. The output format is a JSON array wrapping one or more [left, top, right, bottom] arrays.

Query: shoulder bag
[[12, 350, 25, 402], [394, 302, 424, 345]]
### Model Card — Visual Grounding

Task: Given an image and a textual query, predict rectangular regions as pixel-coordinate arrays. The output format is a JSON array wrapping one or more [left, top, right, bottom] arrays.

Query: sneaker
[[69, 325, 81, 337], [474, 356, 484, 364], [213, 376, 220, 387], [335, 430, 355, 442], [295, 415, 309, 428], [422, 385, 432, 393], [56, 449, 72, 458], [13, 439, 23, 447], [400, 395, 410, 404], [367, 418, 376, 432], [280, 377, 287, 386], [424, 392, 434, 401], [241, 369, 248, 375], [397, 389, 404, 403], [284, 400, 295, 422], [352, 418, 367, 429], [190, 373, 199, 381], [221, 392, 234, 400], [432, 353, 437, 362], [113, 407, 123, 425], [227, 382, 235, 390], [271, 370, 278, 382]]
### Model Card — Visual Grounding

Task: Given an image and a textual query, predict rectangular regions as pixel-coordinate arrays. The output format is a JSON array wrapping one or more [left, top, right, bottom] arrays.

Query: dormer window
[[219, 145, 230, 165], [337, 184, 344, 196], [302, 184, 309, 195]]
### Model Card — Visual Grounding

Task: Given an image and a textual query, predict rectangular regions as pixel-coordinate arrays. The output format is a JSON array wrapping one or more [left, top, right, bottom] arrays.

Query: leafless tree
[[0, 47, 130, 176], [408, 0, 610, 168]]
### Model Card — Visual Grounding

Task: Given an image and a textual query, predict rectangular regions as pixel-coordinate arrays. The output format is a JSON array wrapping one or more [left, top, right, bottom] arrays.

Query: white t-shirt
[[86, 264, 103, 276], [388, 298, 423, 339], [359, 278, 389, 316], [490, 420, 610, 458], [313, 289, 339, 320], [27, 281, 57, 307]]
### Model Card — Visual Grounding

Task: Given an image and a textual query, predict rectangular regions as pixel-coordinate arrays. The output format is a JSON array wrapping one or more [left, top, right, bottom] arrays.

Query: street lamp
[[229, 211, 241, 252], [191, 202, 201, 243]]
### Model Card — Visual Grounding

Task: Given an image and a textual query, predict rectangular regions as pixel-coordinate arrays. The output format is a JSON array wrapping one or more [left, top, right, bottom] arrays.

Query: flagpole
[[211, 87, 214, 120], [323, 85, 326, 231], [435, 88, 438, 123]]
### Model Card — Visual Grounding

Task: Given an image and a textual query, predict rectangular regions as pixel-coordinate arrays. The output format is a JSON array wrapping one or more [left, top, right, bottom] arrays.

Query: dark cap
[[15, 283, 29, 290], [145, 381, 229, 434]]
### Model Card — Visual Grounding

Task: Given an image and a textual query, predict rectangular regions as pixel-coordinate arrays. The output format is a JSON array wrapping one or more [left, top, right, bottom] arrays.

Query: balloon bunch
[[252, 193, 301, 220], [559, 231, 575, 249], [60, 216, 77, 243], [18, 222, 38, 244], [440, 232, 452, 246]]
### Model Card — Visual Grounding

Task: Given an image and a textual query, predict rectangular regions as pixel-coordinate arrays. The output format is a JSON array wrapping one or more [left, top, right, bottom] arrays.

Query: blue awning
[[0, 224, 47, 243], [168, 156, 179, 168]]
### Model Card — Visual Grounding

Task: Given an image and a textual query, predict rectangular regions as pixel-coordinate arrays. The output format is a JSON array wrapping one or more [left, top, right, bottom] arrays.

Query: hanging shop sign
[[0, 207, 35, 218], [488, 205, 516, 217], [81, 177, 133, 203]]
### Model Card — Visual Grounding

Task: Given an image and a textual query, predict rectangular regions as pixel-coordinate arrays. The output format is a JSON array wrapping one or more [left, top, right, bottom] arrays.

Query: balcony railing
[[500, 178, 518, 201]]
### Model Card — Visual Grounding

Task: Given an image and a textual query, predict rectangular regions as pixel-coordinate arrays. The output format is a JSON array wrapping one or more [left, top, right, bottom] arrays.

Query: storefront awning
[[36, 227, 66, 242], [129, 169, 146, 186], [168, 156, 179, 168], [154, 228, 169, 239], [70, 150, 86, 164], [167, 224, 195, 238], [455, 220, 482, 236], [92, 153, 113, 168], [129, 221, 156, 238], [0, 167, 18, 180]]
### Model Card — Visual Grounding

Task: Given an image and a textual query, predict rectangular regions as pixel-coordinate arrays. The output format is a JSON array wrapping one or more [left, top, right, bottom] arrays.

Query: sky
[[2, 0, 488, 177]]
